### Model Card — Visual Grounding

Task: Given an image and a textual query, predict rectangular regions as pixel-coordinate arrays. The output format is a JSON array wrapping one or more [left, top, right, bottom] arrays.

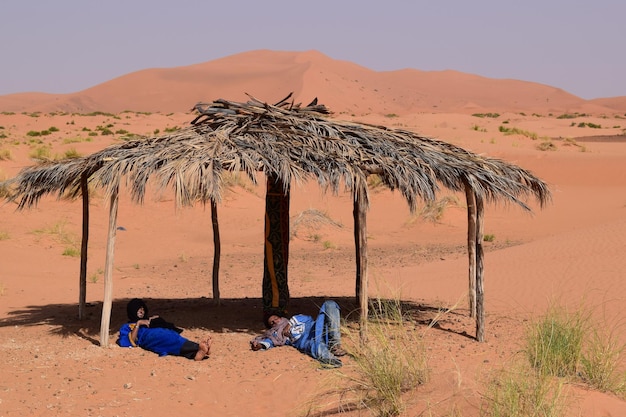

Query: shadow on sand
[[0, 295, 477, 344]]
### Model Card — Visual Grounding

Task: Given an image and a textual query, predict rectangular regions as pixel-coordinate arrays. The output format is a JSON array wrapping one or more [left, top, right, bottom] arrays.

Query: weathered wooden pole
[[353, 186, 369, 342], [99, 185, 119, 347], [211, 199, 221, 303], [465, 184, 477, 318], [78, 173, 89, 320], [475, 194, 486, 342]]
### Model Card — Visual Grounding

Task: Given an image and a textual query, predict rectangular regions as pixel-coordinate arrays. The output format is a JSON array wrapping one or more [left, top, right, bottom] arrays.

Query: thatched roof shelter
[[3, 93, 551, 346]]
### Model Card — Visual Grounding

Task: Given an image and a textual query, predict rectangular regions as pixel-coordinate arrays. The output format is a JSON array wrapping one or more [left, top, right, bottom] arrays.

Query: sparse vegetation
[[499, 126, 539, 140], [472, 113, 500, 118], [481, 364, 567, 417], [407, 195, 461, 224], [0, 231, 10, 240], [290, 209, 342, 240], [322, 240, 336, 250], [525, 302, 626, 397], [62, 247, 80, 257], [536, 140, 557, 151], [0, 149, 12, 160], [556, 113, 587, 119], [62, 148, 81, 159], [483, 234, 495, 242], [29, 146, 52, 161], [472, 124, 487, 132], [33, 220, 79, 257], [577, 122, 602, 129], [315, 296, 429, 417]]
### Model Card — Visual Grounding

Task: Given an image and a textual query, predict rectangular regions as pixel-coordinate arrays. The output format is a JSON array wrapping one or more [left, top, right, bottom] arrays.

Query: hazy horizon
[[2, 0, 624, 100]]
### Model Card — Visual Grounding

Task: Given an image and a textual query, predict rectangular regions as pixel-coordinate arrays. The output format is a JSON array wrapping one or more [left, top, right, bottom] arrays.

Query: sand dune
[[1, 50, 625, 115]]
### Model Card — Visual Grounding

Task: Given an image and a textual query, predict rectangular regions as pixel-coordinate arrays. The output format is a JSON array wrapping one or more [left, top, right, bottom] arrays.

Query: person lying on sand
[[250, 300, 346, 367], [118, 298, 212, 361]]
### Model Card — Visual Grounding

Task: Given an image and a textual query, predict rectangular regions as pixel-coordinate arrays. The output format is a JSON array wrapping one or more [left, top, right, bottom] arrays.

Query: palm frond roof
[[5, 93, 551, 211]]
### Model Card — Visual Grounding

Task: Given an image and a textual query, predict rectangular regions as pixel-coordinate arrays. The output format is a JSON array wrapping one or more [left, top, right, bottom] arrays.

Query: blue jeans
[[314, 300, 342, 361]]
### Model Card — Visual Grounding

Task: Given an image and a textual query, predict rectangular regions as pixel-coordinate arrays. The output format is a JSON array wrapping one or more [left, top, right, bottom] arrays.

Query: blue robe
[[119, 323, 187, 357]]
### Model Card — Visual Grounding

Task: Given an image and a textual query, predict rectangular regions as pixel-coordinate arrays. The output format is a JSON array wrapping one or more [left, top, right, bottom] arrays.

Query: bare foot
[[194, 335, 212, 361]]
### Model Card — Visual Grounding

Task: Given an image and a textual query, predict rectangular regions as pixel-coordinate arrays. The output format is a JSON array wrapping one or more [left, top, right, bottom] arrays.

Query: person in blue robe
[[118, 298, 211, 361]]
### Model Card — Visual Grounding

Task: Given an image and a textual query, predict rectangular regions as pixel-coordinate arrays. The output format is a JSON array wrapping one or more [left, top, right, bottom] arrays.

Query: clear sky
[[2, 0, 624, 99]]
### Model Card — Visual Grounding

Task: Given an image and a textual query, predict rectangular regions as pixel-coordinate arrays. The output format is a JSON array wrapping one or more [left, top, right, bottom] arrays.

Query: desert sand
[[1, 51, 626, 416]]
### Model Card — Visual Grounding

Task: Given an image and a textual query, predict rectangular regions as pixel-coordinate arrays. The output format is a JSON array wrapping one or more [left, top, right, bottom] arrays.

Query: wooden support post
[[262, 175, 290, 319], [211, 199, 221, 304], [353, 187, 368, 343], [79, 173, 89, 320], [465, 185, 477, 318], [99, 186, 119, 348], [475, 194, 485, 342]]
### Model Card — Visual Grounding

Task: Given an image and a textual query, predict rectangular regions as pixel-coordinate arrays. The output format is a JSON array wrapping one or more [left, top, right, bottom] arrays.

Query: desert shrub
[[484, 234, 496, 242], [29, 146, 51, 161], [33, 220, 78, 249], [525, 305, 587, 377], [407, 195, 461, 224], [536, 141, 557, 151], [580, 326, 626, 395], [481, 364, 567, 417], [472, 113, 500, 118], [338, 300, 430, 417], [62, 247, 80, 257], [0, 148, 12, 160], [62, 149, 81, 159], [499, 126, 538, 140], [526, 303, 626, 398], [0, 231, 10, 240], [577, 122, 602, 129]]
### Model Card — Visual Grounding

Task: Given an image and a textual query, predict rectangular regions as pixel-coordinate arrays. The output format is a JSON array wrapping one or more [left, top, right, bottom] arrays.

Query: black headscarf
[[127, 298, 148, 322], [125, 298, 183, 333]]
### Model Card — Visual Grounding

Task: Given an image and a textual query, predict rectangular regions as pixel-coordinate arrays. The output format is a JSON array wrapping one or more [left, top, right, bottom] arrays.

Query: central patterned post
[[262, 174, 290, 321]]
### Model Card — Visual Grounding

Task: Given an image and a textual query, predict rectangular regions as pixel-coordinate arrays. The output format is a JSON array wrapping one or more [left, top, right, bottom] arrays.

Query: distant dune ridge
[[1, 49, 625, 115]]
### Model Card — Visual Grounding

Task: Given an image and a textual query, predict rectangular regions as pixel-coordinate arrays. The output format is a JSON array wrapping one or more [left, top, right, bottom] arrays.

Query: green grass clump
[[62, 148, 81, 159], [346, 305, 429, 416], [29, 146, 51, 161], [62, 247, 80, 257], [499, 126, 539, 140], [483, 234, 496, 242], [481, 364, 567, 417], [314, 297, 429, 417], [524, 303, 626, 397], [526, 305, 587, 377], [472, 113, 500, 118], [580, 327, 626, 395]]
